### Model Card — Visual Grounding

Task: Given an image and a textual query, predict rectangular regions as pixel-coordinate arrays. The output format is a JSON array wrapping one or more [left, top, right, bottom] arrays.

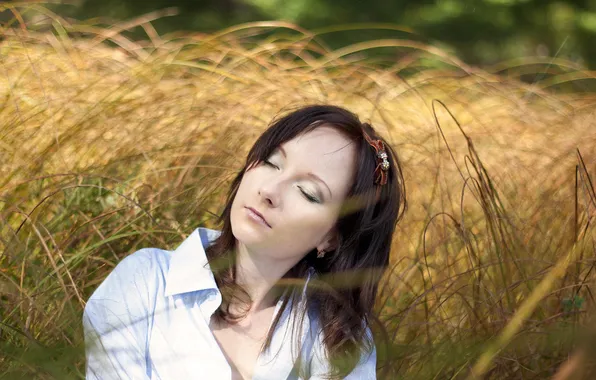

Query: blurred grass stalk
[[1, 2, 596, 379], [470, 242, 582, 379]]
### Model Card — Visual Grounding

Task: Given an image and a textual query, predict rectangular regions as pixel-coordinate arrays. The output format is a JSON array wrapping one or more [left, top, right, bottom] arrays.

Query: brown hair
[[206, 104, 407, 378]]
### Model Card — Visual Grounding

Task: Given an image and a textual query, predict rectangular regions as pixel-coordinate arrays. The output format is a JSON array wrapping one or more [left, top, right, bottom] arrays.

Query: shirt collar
[[164, 227, 222, 297]]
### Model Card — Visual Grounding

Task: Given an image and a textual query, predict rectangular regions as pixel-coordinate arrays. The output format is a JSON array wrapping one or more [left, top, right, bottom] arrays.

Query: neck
[[233, 242, 298, 315]]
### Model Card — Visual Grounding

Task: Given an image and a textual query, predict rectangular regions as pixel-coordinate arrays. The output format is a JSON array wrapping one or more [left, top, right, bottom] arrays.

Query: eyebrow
[[277, 146, 333, 200]]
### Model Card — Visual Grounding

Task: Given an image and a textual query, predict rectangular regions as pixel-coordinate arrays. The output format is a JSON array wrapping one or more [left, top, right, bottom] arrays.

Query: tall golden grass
[[1, 3, 596, 379]]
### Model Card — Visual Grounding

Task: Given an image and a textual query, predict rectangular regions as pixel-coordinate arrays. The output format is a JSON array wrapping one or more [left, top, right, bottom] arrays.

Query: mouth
[[245, 207, 272, 228]]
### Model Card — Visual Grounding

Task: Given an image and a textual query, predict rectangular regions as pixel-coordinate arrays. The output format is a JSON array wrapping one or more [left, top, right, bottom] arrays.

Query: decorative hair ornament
[[363, 132, 390, 186]]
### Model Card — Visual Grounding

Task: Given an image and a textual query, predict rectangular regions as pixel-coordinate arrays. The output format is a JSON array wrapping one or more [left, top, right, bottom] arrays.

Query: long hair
[[206, 104, 407, 378]]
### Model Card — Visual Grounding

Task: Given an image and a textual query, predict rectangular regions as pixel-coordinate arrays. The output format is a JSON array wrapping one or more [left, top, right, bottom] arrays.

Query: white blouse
[[83, 227, 376, 379]]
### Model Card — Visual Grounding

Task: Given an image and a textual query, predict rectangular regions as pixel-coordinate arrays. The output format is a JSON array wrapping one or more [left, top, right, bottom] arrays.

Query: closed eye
[[263, 159, 321, 203], [263, 160, 279, 170], [298, 186, 321, 204]]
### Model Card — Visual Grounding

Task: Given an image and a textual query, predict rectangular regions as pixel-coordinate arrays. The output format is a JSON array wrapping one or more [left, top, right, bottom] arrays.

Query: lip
[[245, 207, 272, 228]]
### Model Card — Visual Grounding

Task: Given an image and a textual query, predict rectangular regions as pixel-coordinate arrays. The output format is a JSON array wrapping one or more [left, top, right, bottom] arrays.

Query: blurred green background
[[40, 0, 596, 69]]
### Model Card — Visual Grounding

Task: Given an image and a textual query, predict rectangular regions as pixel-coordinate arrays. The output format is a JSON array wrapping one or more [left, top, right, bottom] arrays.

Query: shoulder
[[84, 248, 172, 314], [94, 247, 172, 292], [86, 226, 218, 304], [306, 303, 377, 379], [307, 309, 376, 357], [114, 247, 172, 277]]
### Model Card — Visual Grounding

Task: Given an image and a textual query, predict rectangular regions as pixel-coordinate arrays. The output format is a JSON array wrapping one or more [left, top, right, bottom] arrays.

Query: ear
[[317, 226, 339, 252]]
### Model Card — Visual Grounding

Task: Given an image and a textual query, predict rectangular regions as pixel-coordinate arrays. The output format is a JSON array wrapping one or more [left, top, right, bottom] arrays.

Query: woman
[[83, 104, 407, 380]]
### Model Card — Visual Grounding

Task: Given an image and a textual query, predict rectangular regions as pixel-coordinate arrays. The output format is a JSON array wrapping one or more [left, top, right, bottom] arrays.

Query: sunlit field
[[1, 4, 596, 379]]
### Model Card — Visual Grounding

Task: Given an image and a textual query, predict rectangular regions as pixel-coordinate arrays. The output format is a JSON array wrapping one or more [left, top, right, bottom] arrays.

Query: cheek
[[230, 174, 253, 221], [234, 171, 256, 199], [281, 202, 338, 236], [270, 211, 332, 256]]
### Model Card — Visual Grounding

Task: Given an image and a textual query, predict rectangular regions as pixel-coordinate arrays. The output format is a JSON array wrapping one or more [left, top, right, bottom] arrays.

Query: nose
[[258, 180, 281, 208]]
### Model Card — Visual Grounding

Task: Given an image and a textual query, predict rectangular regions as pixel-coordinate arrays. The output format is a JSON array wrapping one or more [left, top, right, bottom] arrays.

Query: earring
[[317, 249, 326, 259]]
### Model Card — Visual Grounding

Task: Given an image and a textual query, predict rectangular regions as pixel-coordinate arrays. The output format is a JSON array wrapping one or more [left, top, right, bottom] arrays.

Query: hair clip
[[363, 132, 389, 186]]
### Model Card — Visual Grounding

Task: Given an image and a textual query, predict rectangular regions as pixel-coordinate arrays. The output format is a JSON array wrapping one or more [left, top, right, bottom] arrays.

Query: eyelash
[[298, 186, 320, 203], [263, 160, 321, 204], [263, 160, 278, 169]]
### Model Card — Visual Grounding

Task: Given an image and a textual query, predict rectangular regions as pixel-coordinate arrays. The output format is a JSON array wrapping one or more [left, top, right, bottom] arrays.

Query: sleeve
[[309, 325, 377, 380], [83, 249, 158, 380]]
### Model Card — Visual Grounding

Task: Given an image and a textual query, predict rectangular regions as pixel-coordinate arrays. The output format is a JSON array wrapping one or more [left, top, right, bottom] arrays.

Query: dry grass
[[1, 4, 596, 379]]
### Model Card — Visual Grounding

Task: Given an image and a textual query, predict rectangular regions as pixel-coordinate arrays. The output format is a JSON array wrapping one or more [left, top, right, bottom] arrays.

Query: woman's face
[[230, 125, 358, 263]]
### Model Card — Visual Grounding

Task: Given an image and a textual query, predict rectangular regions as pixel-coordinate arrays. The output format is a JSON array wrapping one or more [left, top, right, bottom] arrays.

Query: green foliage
[[44, 0, 596, 68]]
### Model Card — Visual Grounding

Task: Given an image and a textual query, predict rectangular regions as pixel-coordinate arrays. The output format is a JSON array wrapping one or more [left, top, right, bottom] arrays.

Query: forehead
[[281, 126, 357, 195]]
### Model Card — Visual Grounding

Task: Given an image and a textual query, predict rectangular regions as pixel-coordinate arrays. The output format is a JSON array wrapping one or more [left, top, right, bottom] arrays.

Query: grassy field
[[1, 4, 596, 379]]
